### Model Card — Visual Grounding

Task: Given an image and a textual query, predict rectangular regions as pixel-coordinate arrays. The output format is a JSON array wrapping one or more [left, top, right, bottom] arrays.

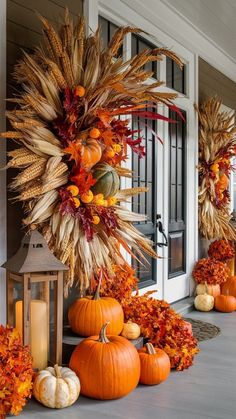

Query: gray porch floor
[[20, 310, 236, 419]]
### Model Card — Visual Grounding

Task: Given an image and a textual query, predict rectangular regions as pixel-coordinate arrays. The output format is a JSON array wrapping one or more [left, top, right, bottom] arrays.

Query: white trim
[[0, 0, 7, 324]]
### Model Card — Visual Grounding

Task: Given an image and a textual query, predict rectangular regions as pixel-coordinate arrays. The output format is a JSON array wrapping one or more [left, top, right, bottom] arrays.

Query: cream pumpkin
[[33, 365, 80, 409], [121, 320, 141, 340], [194, 293, 214, 312], [196, 282, 220, 298]]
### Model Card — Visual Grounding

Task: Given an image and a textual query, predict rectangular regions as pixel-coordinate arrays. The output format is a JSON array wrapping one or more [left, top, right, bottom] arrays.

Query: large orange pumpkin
[[69, 323, 140, 399], [214, 295, 236, 312], [138, 343, 170, 385], [68, 272, 124, 336], [78, 137, 102, 170], [221, 276, 236, 298]]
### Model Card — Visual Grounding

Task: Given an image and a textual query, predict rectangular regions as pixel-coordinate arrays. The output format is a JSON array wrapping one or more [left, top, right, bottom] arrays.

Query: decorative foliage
[[208, 239, 235, 262], [0, 325, 33, 417], [192, 258, 230, 285], [195, 97, 236, 240], [93, 265, 199, 371]]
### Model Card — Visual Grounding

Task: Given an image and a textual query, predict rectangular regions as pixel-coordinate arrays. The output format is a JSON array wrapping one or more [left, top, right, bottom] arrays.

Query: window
[[166, 57, 186, 94], [168, 109, 186, 277], [132, 105, 157, 287], [98, 15, 123, 56], [131, 35, 158, 79]]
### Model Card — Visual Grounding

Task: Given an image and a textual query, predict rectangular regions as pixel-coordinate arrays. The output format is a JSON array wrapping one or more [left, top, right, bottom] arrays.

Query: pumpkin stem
[[99, 322, 110, 343], [93, 269, 103, 300], [54, 364, 62, 378], [146, 342, 156, 355]]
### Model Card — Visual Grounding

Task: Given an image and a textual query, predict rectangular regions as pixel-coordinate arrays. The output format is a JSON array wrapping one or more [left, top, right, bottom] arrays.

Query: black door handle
[[156, 220, 168, 247]]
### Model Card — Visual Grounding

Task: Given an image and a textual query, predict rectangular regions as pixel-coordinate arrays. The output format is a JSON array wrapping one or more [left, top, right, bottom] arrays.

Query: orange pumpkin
[[214, 295, 236, 312], [222, 276, 236, 297], [69, 323, 140, 399], [218, 173, 229, 189], [78, 137, 102, 170], [138, 343, 170, 385], [68, 272, 124, 336]]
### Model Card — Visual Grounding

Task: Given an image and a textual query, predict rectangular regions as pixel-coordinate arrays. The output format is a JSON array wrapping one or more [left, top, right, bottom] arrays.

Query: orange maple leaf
[[63, 141, 81, 165]]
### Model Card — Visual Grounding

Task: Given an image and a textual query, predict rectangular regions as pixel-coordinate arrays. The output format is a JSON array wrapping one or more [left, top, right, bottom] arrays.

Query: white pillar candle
[[15, 300, 48, 370]]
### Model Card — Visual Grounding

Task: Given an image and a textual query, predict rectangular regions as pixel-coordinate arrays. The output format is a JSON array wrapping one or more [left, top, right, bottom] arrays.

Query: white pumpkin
[[121, 320, 141, 340], [33, 365, 80, 409], [194, 293, 214, 312]]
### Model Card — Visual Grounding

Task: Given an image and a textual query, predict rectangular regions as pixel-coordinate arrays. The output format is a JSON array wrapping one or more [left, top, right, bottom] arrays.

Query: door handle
[[156, 219, 168, 247]]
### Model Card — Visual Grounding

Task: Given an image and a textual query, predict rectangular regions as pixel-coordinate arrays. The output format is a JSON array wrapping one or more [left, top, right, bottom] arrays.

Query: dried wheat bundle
[[3, 9, 183, 293], [195, 97, 236, 240]]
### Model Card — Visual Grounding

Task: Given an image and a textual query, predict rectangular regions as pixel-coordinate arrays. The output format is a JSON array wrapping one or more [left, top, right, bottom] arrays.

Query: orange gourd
[[221, 276, 236, 298], [68, 272, 124, 336], [69, 323, 140, 399], [214, 295, 236, 312], [138, 343, 170, 385], [218, 173, 229, 189], [78, 137, 102, 170]]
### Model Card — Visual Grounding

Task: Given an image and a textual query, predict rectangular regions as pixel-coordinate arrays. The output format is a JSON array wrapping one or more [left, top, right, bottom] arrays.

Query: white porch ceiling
[[162, 0, 236, 61]]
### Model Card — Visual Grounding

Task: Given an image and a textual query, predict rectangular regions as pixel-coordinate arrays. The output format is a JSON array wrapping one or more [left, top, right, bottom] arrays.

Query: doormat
[[184, 318, 221, 341]]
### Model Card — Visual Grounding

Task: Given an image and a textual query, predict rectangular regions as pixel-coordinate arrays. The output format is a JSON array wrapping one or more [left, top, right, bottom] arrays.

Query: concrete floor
[[20, 310, 236, 419]]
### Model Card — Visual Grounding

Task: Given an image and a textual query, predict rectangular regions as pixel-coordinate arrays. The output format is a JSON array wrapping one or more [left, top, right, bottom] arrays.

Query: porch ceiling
[[162, 0, 236, 61]]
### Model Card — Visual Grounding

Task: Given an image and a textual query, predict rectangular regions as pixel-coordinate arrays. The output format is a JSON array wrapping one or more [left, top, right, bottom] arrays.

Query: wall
[[0, 0, 6, 324], [199, 58, 236, 110]]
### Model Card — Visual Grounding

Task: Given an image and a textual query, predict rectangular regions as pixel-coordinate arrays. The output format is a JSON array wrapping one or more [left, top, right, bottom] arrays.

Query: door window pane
[[166, 57, 186, 94]]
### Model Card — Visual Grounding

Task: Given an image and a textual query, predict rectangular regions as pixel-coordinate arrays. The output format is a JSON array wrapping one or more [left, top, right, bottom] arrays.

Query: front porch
[[21, 310, 236, 419]]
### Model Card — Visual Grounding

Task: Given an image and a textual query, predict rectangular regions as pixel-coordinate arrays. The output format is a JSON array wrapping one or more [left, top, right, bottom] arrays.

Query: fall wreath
[[2, 11, 184, 293]]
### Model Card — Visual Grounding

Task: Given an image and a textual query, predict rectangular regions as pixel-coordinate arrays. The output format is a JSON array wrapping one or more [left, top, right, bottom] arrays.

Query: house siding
[[199, 57, 236, 111]]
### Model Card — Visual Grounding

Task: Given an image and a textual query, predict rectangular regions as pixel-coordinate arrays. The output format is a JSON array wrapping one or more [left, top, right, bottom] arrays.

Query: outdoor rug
[[184, 318, 221, 341]]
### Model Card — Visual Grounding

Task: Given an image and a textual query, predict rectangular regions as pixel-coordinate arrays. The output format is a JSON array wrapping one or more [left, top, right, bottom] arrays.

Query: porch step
[[171, 297, 194, 316]]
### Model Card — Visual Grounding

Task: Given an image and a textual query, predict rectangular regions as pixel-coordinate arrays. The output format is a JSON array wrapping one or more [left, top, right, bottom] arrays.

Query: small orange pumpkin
[[214, 294, 236, 312], [138, 343, 170, 385], [69, 323, 140, 399], [221, 276, 236, 298], [68, 271, 124, 336], [77, 138, 102, 170]]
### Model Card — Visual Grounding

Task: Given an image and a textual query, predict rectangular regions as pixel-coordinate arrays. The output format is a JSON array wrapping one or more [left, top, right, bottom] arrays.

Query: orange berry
[[80, 190, 94, 204], [106, 148, 116, 158], [112, 144, 122, 153], [73, 197, 81, 208], [102, 199, 108, 207], [92, 215, 100, 225], [74, 85, 85, 97], [89, 128, 101, 139], [67, 185, 79, 196], [107, 197, 117, 206]]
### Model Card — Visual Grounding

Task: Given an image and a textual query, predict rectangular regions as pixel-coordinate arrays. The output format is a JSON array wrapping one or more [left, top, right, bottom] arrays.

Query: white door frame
[[85, 0, 198, 302]]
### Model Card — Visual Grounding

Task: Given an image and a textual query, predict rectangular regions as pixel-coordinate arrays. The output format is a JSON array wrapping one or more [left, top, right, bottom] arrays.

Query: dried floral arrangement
[[0, 325, 33, 417], [93, 265, 199, 371], [192, 258, 230, 285], [2, 11, 183, 293], [208, 239, 235, 262], [195, 97, 236, 240]]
